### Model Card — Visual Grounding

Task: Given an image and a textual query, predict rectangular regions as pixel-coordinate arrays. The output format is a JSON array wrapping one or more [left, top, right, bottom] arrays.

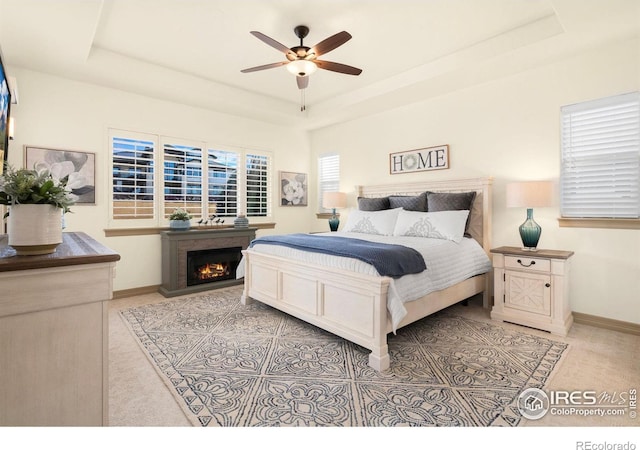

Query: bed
[[239, 177, 493, 371]]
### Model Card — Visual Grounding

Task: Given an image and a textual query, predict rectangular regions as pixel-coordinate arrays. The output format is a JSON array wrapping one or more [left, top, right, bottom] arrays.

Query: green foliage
[[0, 165, 76, 214], [169, 208, 192, 221]]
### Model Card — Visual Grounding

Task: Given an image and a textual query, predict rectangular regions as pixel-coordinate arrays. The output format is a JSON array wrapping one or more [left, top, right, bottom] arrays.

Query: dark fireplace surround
[[159, 228, 256, 297]]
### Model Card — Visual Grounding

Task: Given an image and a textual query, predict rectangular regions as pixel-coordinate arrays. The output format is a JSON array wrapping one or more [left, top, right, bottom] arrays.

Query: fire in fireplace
[[187, 247, 242, 287]]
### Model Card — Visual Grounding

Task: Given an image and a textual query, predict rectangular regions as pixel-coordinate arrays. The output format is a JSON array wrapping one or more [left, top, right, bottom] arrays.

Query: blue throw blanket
[[249, 233, 426, 278]]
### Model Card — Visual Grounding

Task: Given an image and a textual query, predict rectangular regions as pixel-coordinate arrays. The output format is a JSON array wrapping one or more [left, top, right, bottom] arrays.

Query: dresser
[[0, 232, 120, 426], [490, 246, 574, 336]]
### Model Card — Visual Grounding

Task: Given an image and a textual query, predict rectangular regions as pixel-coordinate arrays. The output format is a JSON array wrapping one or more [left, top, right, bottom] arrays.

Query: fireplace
[[187, 247, 242, 286], [159, 228, 256, 297]]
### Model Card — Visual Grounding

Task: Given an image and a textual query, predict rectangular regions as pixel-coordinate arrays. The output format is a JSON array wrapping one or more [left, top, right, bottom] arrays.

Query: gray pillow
[[426, 191, 477, 235], [357, 196, 390, 211], [388, 193, 427, 211]]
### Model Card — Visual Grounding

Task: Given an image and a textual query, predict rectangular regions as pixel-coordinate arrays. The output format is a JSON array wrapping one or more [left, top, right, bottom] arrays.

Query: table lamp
[[506, 181, 553, 251], [322, 192, 347, 231]]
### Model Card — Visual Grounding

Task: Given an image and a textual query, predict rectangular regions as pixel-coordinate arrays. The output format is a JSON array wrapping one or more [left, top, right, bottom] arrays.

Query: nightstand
[[490, 246, 574, 336]]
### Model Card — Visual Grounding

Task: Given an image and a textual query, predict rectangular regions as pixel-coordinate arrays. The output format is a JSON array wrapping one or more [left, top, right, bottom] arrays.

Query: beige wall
[[309, 37, 640, 324], [5, 69, 312, 291], [5, 36, 639, 323]]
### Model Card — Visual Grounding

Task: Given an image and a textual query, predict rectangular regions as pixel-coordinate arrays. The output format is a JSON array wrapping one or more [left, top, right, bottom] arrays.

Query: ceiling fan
[[241, 25, 362, 95]]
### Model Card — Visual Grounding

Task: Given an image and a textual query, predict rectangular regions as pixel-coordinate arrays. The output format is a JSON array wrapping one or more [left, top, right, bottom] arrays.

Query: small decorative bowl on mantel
[[168, 208, 192, 230]]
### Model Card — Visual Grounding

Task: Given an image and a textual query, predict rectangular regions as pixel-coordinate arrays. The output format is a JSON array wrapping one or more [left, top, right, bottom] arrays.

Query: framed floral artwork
[[280, 171, 307, 206], [25, 146, 96, 204]]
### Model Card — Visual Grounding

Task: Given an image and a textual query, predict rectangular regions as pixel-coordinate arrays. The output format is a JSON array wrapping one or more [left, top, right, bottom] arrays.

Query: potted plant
[[0, 165, 76, 255], [168, 208, 192, 230]]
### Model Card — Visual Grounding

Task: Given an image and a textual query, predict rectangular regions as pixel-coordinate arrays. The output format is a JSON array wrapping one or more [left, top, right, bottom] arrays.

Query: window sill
[[104, 222, 275, 237], [558, 218, 640, 230]]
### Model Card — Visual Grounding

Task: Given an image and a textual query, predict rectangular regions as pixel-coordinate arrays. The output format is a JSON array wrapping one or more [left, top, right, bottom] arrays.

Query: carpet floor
[[119, 286, 568, 427]]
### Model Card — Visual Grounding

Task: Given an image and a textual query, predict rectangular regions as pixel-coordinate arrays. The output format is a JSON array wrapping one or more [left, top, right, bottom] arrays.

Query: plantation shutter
[[207, 149, 238, 218], [318, 153, 340, 212], [561, 92, 640, 218], [111, 133, 157, 220], [162, 140, 204, 219], [110, 129, 273, 226], [245, 152, 271, 217]]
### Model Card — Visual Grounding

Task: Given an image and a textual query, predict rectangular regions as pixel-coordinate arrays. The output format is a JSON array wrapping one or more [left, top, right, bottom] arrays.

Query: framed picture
[[279, 171, 308, 206], [25, 146, 96, 204]]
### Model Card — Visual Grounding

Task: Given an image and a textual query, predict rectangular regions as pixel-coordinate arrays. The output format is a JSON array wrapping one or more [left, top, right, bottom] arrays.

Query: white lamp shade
[[323, 191, 347, 209], [286, 60, 318, 77], [506, 181, 554, 208]]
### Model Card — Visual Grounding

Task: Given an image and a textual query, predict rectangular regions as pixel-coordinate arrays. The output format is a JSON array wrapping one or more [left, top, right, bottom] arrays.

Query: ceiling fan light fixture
[[286, 59, 317, 77]]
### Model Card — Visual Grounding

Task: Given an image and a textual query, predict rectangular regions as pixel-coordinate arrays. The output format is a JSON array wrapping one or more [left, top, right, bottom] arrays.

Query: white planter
[[7, 204, 63, 255], [169, 219, 191, 230]]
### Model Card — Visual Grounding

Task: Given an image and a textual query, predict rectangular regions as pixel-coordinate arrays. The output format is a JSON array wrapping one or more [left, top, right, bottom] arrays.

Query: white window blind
[[561, 92, 640, 219], [111, 133, 157, 220], [207, 149, 238, 217], [163, 141, 204, 219], [110, 128, 272, 226], [245, 152, 271, 218], [318, 153, 340, 212]]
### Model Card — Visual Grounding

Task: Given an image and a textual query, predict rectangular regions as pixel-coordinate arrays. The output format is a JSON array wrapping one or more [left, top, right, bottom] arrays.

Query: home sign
[[390, 145, 449, 174]]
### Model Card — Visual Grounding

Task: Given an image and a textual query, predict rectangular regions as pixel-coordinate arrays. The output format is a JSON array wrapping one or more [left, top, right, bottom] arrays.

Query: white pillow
[[393, 209, 470, 243], [342, 208, 402, 236]]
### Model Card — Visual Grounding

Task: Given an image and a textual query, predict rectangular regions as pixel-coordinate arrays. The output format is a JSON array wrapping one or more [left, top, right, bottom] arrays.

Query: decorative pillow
[[426, 191, 477, 235], [388, 193, 427, 211], [343, 208, 402, 236], [393, 209, 470, 243], [357, 196, 390, 211]]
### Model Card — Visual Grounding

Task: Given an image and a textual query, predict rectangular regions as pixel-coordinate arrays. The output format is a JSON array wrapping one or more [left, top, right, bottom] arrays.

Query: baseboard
[[112, 285, 161, 299], [573, 312, 640, 336]]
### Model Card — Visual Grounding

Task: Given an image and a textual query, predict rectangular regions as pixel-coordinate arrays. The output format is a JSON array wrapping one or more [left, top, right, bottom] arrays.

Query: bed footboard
[[241, 249, 392, 371]]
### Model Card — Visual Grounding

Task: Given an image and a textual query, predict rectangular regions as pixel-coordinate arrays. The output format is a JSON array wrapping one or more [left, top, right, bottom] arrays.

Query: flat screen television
[[0, 44, 12, 173]]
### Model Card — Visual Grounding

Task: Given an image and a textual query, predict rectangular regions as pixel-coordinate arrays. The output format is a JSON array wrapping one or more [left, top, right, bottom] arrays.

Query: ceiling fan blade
[[296, 75, 309, 90], [315, 60, 362, 76], [309, 31, 352, 57], [250, 31, 296, 58], [241, 61, 288, 73]]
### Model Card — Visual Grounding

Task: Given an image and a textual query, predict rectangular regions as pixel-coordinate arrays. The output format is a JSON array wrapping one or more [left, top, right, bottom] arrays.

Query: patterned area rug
[[120, 286, 567, 427]]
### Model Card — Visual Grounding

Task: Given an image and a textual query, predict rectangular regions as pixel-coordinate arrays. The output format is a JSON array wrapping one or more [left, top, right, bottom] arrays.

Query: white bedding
[[237, 232, 492, 331]]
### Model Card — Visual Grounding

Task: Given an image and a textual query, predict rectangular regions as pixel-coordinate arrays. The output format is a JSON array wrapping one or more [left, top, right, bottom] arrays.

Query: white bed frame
[[241, 177, 493, 371]]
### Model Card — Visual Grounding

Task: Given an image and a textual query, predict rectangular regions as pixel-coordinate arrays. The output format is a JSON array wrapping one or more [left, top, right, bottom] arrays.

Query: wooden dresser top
[[0, 232, 120, 272]]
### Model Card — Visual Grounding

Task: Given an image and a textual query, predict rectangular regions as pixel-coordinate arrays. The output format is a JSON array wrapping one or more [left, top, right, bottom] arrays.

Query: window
[[207, 149, 238, 217], [111, 131, 157, 222], [560, 92, 640, 219], [318, 153, 340, 212], [109, 129, 272, 227], [162, 139, 204, 219], [245, 152, 271, 217]]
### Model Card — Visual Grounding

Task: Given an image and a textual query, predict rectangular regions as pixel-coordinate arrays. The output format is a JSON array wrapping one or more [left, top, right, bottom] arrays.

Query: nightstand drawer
[[504, 255, 550, 273]]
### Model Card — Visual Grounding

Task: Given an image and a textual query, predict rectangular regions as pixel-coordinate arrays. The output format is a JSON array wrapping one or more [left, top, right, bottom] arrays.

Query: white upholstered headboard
[[355, 177, 493, 255]]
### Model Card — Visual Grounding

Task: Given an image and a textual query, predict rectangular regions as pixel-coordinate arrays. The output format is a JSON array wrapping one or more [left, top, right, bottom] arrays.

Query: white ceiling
[[1, 0, 638, 130]]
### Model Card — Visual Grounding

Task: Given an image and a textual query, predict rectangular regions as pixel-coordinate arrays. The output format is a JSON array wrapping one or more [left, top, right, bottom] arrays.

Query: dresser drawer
[[504, 255, 550, 273]]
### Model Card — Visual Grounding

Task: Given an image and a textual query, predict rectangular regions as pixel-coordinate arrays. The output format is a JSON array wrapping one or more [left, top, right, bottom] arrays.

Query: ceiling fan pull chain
[[300, 89, 306, 112]]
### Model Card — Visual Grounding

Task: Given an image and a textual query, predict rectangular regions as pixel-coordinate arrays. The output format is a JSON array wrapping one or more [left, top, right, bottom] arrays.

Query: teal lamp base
[[519, 208, 541, 251], [328, 209, 339, 232]]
